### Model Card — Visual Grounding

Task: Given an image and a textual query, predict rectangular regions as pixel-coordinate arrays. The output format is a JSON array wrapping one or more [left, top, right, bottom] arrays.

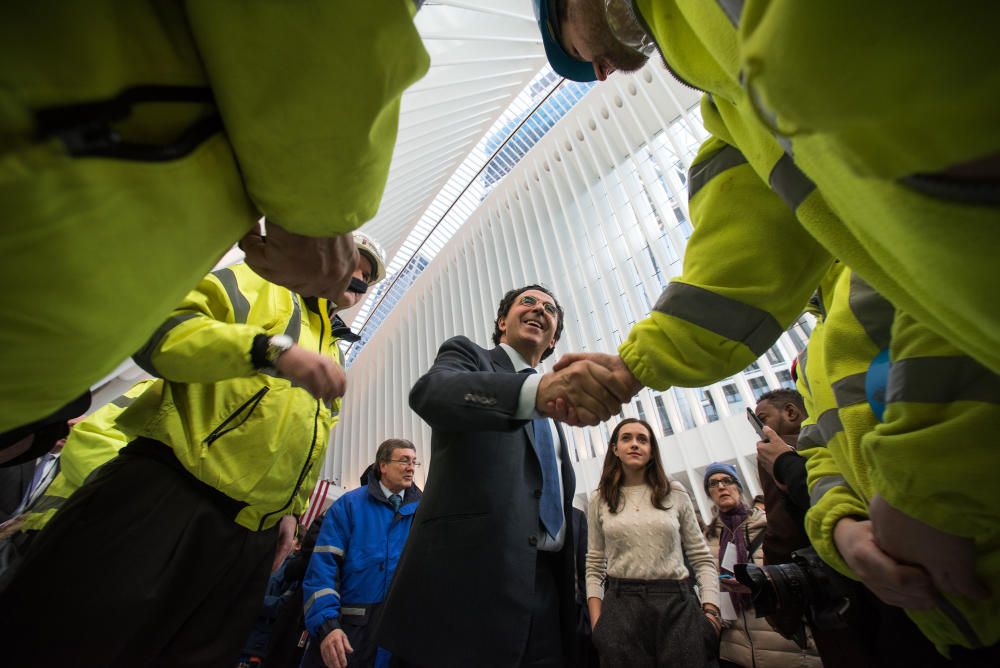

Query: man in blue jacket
[[302, 439, 421, 668]]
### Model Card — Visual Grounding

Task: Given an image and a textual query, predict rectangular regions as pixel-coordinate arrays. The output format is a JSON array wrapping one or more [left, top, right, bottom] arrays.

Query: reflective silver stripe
[[341, 607, 366, 617], [212, 267, 251, 324], [832, 372, 867, 408], [313, 545, 345, 556], [769, 154, 816, 210], [132, 313, 199, 376], [303, 588, 339, 614], [111, 394, 135, 409], [654, 282, 783, 356], [810, 474, 850, 506], [848, 274, 893, 350], [798, 348, 812, 396], [816, 408, 843, 443], [688, 144, 748, 201], [716, 0, 744, 27], [284, 294, 302, 343], [886, 357, 1000, 405], [796, 423, 824, 449]]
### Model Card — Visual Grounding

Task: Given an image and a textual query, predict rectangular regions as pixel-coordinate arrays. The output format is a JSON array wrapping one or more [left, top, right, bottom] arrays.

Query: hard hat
[[353, 232, 386, 287], [532, 0, 597, 83]]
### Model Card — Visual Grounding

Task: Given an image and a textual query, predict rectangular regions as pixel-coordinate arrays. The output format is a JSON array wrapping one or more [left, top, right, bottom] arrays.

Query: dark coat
[[378, 337, 577, 668]]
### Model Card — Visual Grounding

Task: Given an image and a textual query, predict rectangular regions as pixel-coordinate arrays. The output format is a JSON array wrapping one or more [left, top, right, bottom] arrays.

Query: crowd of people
[[1, 0, 998, 666]]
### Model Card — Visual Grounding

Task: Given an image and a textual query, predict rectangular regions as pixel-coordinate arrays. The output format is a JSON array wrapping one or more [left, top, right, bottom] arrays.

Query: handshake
[[535, 353, 643, 427]]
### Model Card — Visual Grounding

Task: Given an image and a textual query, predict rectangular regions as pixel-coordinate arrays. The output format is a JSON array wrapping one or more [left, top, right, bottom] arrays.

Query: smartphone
[[746, 407, 770, 442]]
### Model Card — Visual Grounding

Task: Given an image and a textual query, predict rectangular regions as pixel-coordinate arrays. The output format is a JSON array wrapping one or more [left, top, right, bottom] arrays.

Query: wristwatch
[[263, 334, 295, 370]]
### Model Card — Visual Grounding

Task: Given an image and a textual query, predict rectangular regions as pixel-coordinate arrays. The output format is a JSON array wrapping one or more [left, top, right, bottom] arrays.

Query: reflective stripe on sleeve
[[816, 408, 844, 444], [653, 282, 783, 356], [809, 474, 850, 506], [716, 0, 744, 27], [313, 545, 345, 556], [886, 357, 1000, 405], [688, 144, 748, 201], [769, 154, 816, 210], [132, 313, 199, 376], [832, 372, 867, 408], [303, 588, 339, 614], [212, 267, 251, 324], [111, 393, 137, 409], [796, 423, 824, 449], [847, 274, 894, 351], [283, 294, 302, 343]]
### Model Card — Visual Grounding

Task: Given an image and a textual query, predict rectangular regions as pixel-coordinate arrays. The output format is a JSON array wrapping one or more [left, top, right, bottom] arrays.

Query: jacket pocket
[[204, 387, 269, 446]]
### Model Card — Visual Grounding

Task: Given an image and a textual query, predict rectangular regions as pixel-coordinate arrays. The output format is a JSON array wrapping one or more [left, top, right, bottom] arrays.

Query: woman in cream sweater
[[586, 418, 721, 666]]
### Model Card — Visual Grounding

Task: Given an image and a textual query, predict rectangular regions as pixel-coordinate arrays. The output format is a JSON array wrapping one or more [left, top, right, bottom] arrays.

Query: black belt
[[606, 576, 689, 594]]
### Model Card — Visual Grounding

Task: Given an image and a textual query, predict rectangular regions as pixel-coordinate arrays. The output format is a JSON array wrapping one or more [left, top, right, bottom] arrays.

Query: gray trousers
[[591, 578, 719, 667]]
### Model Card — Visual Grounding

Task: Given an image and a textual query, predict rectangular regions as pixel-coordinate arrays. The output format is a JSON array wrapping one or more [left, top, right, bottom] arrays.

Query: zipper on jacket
[[258, 312, 328, 530], [628, 0, 704, 94], [203, 387, 270, 447]]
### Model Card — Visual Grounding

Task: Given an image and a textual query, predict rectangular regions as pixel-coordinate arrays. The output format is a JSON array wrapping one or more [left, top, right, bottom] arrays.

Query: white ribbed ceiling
[[360, 0, 549, 260]]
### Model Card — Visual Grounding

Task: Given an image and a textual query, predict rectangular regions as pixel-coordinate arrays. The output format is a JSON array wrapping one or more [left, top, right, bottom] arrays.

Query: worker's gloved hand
[[275, 345, 347, 403], [241, 220, 359, 302]]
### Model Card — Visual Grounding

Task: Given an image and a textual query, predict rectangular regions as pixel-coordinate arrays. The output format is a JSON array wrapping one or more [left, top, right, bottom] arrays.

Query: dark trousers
[[521, 550, 564, 668], [812, 583, 993, 668], [0, 437, 278, 667], [591, 578, 719, 668]]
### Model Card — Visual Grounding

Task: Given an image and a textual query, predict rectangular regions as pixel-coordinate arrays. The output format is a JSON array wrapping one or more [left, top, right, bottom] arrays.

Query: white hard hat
[[353, 232, 386, 286]]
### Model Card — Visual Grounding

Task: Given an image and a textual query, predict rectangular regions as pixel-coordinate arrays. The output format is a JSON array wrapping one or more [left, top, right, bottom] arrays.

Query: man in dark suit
[[379, 285, 628, 668]]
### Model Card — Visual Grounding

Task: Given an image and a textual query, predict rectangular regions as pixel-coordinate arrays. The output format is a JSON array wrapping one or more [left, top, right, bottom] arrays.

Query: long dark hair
[[598, 418, 671, 514]]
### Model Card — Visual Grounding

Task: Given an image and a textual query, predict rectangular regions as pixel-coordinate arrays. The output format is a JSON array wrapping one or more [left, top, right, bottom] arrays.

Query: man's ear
[[784, 402, 802, 422], [497, 317, 507, 335]]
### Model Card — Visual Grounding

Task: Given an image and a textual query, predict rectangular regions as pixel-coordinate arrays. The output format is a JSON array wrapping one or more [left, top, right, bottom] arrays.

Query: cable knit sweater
[[585, 482, 720, 608]]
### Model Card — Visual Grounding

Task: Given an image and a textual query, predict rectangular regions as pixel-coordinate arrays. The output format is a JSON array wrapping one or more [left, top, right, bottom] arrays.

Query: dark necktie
[[389, 493, 402, 512], [520, 368, 563, 539]]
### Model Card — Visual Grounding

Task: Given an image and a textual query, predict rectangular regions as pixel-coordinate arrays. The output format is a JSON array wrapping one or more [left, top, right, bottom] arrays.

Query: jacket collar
[[489, 345, 515, 372], [366, 472, 422, 514]]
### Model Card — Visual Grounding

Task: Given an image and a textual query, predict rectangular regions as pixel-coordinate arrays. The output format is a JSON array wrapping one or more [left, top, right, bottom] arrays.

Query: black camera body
[[734, 546, 853, 649]]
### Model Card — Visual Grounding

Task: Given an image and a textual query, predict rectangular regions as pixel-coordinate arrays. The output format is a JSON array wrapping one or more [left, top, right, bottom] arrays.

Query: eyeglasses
[[389, 458, 421, 468], [519, 294, 558, 317], [707, 477, 737, 489]]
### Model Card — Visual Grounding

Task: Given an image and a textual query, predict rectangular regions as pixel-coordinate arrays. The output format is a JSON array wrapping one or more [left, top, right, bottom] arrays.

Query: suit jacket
[[378, 336, 577, 668]]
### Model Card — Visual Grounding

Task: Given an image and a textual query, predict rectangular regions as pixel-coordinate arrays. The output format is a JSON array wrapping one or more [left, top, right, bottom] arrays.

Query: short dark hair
[[757, 388, 806, 416], [491, 284, 565, 361], [373, 438, 416, 479]]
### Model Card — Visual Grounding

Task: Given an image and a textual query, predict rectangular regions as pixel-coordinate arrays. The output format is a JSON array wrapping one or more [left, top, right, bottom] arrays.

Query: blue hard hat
[[532, 0, 598, 82]]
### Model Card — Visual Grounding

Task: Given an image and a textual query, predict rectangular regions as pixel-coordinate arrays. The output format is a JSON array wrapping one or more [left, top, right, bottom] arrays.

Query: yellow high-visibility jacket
[[0, 1, 428, 434], [116, 263, 343, 531], [799, 267, 1000, 654], [20, 379, 157, 533], [620, 0, 1000, 390]]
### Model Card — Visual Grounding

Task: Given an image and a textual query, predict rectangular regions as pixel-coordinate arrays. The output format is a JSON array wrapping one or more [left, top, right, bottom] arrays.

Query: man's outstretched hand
[[536, 358, 633, 426], [541, 353, 642, 426], [241, 220, 359, 302]]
